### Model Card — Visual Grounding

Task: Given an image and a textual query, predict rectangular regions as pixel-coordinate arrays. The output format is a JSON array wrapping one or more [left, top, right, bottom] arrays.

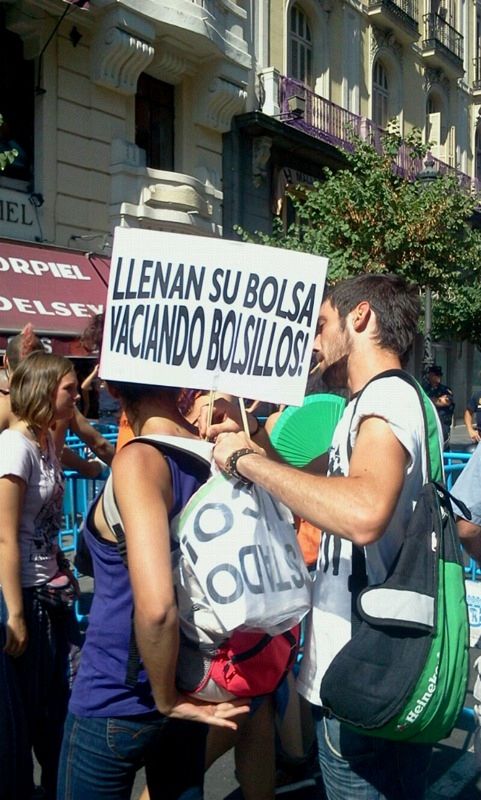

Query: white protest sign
[[100, 228, 328, 406]]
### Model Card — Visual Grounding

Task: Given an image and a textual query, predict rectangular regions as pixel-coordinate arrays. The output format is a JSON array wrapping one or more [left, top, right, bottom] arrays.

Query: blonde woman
[[0, 351, 82, 800]]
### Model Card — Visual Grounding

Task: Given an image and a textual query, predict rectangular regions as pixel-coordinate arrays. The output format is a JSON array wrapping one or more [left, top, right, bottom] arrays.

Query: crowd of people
[[0, 273, 479, 800]]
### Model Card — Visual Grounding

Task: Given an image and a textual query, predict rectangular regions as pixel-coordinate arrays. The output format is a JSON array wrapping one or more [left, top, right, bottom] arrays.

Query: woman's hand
[[197, 399, 259, 442], [167, 694, 250, 730], [4, 612, 28, 657], [60, 566, 81, 598]]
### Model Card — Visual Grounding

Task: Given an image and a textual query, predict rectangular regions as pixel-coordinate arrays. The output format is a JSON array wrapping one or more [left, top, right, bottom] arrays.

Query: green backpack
[[320, 369, 470, 744]]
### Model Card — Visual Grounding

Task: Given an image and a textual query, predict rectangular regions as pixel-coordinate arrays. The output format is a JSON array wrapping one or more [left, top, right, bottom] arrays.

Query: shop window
[[135, 74, 174, 171], [289, 4, 312, 87], [0, 13, 34, 183], [372, 60, 389, 130]]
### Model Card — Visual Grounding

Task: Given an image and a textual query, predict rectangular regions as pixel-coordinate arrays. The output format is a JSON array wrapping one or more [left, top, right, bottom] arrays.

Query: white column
[[258, 67, 281, 116]]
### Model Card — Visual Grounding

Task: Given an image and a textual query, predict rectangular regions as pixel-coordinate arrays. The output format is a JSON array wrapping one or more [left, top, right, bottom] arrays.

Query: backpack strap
[[346, 368, 442, 482], [102, 435, 212, 688], [346, 369, 440, 635]]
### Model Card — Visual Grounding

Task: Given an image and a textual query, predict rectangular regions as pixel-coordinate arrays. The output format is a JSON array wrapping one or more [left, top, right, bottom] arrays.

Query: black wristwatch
[[224, 448, 256, 484]]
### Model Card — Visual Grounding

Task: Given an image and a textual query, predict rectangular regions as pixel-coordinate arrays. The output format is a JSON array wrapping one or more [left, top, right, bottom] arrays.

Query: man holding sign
[[203, 273, 435, 800]]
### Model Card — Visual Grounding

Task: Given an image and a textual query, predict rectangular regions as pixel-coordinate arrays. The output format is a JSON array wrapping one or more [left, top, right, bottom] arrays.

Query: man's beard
[[321, 355, 348, 390]]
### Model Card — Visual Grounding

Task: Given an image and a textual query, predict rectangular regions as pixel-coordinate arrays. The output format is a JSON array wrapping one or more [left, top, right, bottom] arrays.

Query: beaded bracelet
[[224, 448, 256, 484]]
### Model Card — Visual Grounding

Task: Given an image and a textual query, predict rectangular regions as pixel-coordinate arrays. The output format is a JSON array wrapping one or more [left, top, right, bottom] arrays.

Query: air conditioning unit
[[287, 95, 306, 118]]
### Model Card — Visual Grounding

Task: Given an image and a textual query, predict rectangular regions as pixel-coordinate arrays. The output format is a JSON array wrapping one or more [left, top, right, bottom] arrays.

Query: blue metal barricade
[[60, 423, 118, 622], [443, 451, 472, 490]]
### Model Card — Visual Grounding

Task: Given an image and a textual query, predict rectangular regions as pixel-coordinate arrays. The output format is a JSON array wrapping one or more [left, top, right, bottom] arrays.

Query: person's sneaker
[[274, 761, 317, 795]]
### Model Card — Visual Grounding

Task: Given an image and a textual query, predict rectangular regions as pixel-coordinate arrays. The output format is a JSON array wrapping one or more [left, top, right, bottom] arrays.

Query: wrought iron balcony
[[275, 74, 479, 194], [422, 13, 463, 74], [367, 0, 419, 41]]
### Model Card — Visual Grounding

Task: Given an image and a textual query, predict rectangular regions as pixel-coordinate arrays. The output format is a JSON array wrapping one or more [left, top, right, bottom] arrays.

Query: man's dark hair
[[324, 274, 420, 359], [80, 313, 105, 354]]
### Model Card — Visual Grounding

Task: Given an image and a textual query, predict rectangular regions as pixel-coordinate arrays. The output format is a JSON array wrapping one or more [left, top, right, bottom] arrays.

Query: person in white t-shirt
[[0, 351, 83, 800], [200, 273, 440, 800]]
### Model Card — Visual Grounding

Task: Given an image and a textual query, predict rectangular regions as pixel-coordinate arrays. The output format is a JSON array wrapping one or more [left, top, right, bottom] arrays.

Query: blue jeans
[[315, 714, 432, 800], [58, 711, 207, 800]]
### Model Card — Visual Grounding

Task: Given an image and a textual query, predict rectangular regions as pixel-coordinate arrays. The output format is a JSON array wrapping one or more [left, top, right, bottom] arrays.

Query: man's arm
[[70, 408, 115, 465], [60, 447, 105, 479], [212, 415, 408, 546], [457, 518, 481, 565], [464, 405, 480, 443]]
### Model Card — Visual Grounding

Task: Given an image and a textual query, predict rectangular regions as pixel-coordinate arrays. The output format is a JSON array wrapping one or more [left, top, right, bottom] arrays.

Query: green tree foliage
[[239, 129, 481, 344], [0, 114, 18, 172]]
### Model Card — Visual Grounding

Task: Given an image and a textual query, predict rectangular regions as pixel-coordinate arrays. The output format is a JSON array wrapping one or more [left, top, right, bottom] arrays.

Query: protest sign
[[100, 228, 328, 406]]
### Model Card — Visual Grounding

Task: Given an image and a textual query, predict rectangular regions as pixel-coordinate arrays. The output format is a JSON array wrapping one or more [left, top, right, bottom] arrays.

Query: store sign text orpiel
[[100, 228, 328, 406]]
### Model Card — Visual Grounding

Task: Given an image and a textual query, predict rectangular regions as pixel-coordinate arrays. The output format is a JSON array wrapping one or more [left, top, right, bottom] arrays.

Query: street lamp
[[417, 153, 439, 379]]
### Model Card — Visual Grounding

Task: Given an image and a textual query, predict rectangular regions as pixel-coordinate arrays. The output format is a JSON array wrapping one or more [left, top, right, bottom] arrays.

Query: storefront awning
[[0, 238, 110, 338]]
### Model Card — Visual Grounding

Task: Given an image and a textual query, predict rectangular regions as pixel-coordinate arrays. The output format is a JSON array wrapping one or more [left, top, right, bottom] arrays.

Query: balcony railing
[[368, 0, 418, 30], [474, 58, 481, 91], [422, 13, 463, 62], [277, 75, 480, 194]]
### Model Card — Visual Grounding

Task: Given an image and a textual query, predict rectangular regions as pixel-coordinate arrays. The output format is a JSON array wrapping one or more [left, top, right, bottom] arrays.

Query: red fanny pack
[[202, 626, 300, 697]]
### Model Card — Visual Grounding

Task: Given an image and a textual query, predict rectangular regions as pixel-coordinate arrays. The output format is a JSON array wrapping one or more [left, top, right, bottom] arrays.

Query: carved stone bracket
[[194, 77, 247, 133], [252, 136, 272, 188], [91, 9, 155, 95], [424, 67, 450, 95], [370, 25, 403, 65], [151, 48, 194, 85]]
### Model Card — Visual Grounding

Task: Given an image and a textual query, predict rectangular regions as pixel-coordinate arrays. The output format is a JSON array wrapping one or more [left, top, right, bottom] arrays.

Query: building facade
[[0, 0, 251, 250], [0, 0, 252, 351], [1, 0, 480, 412], [222, 0, 481, 413], [226, 0, 480, 238]]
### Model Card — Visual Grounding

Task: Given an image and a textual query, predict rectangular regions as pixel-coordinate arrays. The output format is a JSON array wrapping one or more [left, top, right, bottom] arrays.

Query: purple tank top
[[69, 450, 208, 718]]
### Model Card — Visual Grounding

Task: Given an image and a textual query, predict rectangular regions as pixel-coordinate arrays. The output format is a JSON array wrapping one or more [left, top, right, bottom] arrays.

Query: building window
[[135, 74, 174, 171], [0, 13, 34, 183], [372, 60, 389, 129], [289, 5, 312, 86], [426, 92, 448, 161], [436, 0, 458, 29]]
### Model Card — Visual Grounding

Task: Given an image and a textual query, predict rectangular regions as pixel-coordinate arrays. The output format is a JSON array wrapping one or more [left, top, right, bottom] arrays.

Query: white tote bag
[[171, 471, 312, 636]]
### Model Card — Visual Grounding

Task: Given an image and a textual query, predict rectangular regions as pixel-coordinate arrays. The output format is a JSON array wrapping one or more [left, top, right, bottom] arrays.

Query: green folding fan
[[269, 393, 347, 467]]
